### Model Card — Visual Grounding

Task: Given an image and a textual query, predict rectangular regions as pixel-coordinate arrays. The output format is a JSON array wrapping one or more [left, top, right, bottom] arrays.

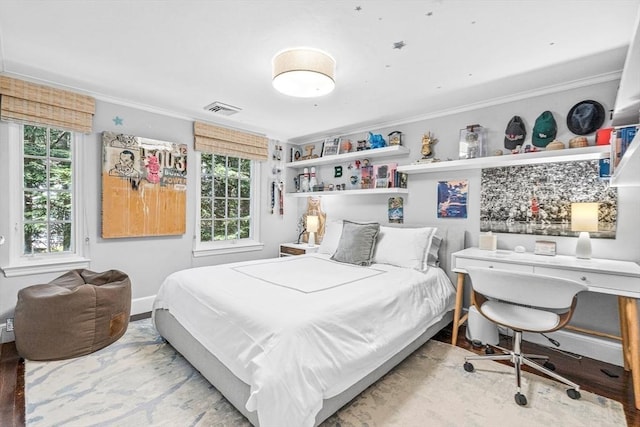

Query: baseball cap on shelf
[[532, 111, 557, 148], [504, 116, 526, 150], [567, 100, 605, 135]]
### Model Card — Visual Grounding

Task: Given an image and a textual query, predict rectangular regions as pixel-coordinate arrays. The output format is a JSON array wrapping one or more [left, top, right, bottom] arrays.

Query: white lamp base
[[308, 232, 316, 247], [575, 231, 592, 259]]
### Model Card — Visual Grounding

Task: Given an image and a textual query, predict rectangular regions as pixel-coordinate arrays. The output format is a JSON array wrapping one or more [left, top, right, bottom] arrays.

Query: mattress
[[153, 253, 455, 427]]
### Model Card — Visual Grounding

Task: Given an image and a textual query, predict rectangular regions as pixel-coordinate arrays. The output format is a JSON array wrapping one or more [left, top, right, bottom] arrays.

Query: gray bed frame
[[154, 226, 465, 426]]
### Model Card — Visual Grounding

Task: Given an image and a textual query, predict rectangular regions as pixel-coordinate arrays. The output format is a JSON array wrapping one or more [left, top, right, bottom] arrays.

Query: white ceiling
[[0, 1, 639, 143]]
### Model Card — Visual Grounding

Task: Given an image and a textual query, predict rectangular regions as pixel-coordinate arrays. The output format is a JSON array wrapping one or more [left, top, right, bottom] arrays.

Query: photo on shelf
[[322, 138, 340, 157]]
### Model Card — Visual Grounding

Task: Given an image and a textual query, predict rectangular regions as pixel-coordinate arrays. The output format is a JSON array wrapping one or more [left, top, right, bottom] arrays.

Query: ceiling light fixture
[[272, 48, 335, 98]]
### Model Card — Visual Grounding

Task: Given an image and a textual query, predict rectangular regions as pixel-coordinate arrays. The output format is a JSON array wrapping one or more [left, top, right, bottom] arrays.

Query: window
[[1, 123, 88, 277], [195, 152, 262, 255], [22, 125, 74, 254]]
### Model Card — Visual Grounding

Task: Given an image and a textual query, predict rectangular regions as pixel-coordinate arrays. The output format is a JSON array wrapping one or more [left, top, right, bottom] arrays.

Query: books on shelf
[[605, 125, 638, 177]]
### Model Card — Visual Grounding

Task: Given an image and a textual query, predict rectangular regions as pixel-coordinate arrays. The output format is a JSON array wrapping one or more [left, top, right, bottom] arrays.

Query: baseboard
[[0, 323, 15, 344], [131, 295, 156, 316], [523, 329, 623, 367]]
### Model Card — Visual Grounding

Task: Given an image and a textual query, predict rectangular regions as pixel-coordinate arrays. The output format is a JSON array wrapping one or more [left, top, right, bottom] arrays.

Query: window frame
[[193, 151, 263, 257], [1, 122, 89, 277]]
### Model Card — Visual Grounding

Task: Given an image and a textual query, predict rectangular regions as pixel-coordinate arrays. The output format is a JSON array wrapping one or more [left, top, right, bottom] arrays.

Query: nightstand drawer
[[455, 257, 534, 273], [280, 245, 306, 256]]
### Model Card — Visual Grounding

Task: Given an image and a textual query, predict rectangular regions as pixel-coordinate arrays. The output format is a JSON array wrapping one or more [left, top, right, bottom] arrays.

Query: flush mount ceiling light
[[272, 48, 335, 98]]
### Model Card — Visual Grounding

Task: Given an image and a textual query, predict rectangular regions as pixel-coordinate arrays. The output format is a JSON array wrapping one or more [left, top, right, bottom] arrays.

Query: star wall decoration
[[113, 116, 123, 126], [393, 41, 406, 50]]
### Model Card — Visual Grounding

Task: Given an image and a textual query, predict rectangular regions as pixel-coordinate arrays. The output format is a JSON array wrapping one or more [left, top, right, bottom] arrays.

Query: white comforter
[[153, 253, 455, 427]]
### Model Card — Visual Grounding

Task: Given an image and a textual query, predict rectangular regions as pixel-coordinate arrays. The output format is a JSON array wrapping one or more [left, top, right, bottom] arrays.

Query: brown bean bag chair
[[14, 269, 131, 361]]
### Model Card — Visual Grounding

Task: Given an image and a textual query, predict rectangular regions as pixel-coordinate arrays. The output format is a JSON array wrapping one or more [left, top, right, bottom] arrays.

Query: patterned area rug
[[25, 319, 626, 426]]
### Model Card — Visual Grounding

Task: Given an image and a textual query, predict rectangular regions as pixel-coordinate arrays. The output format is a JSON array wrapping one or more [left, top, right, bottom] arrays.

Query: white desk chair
[[462, 266, 588, 406]]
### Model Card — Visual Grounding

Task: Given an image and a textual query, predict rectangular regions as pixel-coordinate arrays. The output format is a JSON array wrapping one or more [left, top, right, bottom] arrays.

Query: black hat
[[567, 100, 605, 135], [504, 116, 526, 150]]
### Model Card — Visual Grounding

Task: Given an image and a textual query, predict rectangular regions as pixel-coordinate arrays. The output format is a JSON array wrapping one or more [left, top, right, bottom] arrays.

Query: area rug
[[25, 319, 626, 427]]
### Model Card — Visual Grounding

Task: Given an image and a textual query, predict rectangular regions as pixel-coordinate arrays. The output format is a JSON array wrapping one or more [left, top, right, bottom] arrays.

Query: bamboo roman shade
[[194, 121, 268, 161], [0, 75, 95, 133]]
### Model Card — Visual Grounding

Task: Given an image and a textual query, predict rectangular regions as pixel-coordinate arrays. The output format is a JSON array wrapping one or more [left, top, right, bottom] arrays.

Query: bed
[[153, 222, 465, 427]]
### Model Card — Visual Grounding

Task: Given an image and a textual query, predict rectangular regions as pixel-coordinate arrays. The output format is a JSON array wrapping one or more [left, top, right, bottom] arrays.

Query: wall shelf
[[285, 145, 410, 169], [396, 145, 609, 174], [287, 187, 409, 198]]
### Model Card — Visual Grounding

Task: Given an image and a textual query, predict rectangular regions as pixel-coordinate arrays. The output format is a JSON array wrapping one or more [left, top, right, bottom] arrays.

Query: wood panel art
[[101, 132, 187, 238]]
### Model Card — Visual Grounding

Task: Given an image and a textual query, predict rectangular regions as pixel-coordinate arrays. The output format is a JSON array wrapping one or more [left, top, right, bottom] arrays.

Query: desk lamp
[[306, 215, 319, 247], [571, 202, 599, 259]]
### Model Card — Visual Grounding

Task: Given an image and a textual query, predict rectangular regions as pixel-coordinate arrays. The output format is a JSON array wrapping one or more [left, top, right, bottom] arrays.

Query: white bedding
[[153, 253, 455, 427]]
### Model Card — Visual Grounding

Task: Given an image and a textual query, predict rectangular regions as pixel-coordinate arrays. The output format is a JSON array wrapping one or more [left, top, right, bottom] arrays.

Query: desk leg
[[622, 297, 640, 410], [451, 272, 465, 346], [619, 296, 631, 371]]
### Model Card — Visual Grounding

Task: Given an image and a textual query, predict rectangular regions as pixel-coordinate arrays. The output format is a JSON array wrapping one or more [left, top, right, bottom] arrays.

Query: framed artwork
[[437, 180, 468, 218], [322, 138, 340, 157], [480, 160, 617, 238], [101, 132, 187, 238]]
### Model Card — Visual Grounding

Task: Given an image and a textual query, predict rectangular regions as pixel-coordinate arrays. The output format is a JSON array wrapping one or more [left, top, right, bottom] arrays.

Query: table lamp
[[306, 215, 319, 247], [571, 202, 599, 259]]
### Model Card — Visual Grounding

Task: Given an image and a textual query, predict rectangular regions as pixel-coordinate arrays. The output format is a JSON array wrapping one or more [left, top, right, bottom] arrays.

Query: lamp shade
[[571, 203, 599, 232], [272, 48, 335, 98], [306, 215, 319, 233]]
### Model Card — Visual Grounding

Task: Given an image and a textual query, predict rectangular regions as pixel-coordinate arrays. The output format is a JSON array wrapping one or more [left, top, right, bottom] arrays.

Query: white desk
[[450, 247, 640, 409]]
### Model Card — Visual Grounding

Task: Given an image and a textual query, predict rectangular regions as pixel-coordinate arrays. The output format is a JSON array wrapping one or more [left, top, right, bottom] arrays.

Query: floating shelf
[[286, 187, 409, 197], [396, 145, 609, 174], [285, 145, 410, 169]]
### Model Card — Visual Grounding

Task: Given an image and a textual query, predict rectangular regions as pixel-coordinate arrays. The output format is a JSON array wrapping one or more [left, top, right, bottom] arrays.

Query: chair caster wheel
[[567, 389, 581, 400], [543, 361, 556, 371], [515, 392, 527, 406], [485, 345, 495, 355], [464, 362, 475, 372]]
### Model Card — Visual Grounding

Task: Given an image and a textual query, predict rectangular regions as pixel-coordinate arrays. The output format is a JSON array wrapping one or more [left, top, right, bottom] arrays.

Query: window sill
[[193, 240, 264, 258], [1, 256, 91, 278]]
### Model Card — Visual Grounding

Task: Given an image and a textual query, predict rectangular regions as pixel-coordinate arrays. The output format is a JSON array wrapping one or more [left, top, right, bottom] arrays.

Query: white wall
[[0, 100, 297, 341], [293, 78, 639, 365]]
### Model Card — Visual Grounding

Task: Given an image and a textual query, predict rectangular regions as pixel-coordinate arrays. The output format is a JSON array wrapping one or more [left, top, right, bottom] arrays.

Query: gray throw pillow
[[331, 221, 380, 266]]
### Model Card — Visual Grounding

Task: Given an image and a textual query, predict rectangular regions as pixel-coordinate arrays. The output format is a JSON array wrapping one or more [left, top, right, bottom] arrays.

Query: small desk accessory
[[478, 232, 497, 251], [534, 240, 557, 256]]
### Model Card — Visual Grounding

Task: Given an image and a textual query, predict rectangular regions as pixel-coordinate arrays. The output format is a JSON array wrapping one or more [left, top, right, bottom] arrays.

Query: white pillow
[[317, 219, 343, 255], [374, 226, 437, 271]]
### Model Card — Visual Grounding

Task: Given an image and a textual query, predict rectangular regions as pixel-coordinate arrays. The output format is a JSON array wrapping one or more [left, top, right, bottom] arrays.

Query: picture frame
[[534, 240, 557, 256], [322, 138, 340, 157]]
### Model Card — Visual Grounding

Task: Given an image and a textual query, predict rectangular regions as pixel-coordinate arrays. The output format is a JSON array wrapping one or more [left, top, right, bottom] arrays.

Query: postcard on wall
[[437, 180, 468, 218], [388, 197, 404, 224], [101, 131, 187, 238]]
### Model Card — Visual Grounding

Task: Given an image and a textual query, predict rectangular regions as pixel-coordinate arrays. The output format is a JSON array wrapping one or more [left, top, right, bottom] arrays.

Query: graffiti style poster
[[437, 180, 468, 218], [102, 132, 187, 238]]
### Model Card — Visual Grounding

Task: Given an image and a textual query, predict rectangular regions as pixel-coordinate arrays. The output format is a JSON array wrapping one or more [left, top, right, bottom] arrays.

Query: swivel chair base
[[463, 330, 581, 406]]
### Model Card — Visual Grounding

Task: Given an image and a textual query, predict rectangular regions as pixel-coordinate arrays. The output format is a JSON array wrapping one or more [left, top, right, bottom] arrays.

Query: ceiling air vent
[[204, 101, 242, 116]]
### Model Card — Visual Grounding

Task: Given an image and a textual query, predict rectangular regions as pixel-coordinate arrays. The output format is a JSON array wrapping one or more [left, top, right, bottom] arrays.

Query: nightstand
[[279, 242, 319, 257]]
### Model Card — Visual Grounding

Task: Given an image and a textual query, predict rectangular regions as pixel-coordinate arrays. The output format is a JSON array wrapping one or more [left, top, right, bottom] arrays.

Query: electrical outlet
[[6, 318, 14, 332]]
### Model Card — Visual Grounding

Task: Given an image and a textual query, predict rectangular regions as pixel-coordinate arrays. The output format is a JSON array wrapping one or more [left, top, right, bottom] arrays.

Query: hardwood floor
[[433, 325, 640, 427], [1, 321, 637, 426]]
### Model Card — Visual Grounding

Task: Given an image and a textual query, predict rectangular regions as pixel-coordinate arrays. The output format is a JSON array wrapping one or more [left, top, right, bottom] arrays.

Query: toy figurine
[[368, 132, 386, 149], [421, 132, 438, 158]]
